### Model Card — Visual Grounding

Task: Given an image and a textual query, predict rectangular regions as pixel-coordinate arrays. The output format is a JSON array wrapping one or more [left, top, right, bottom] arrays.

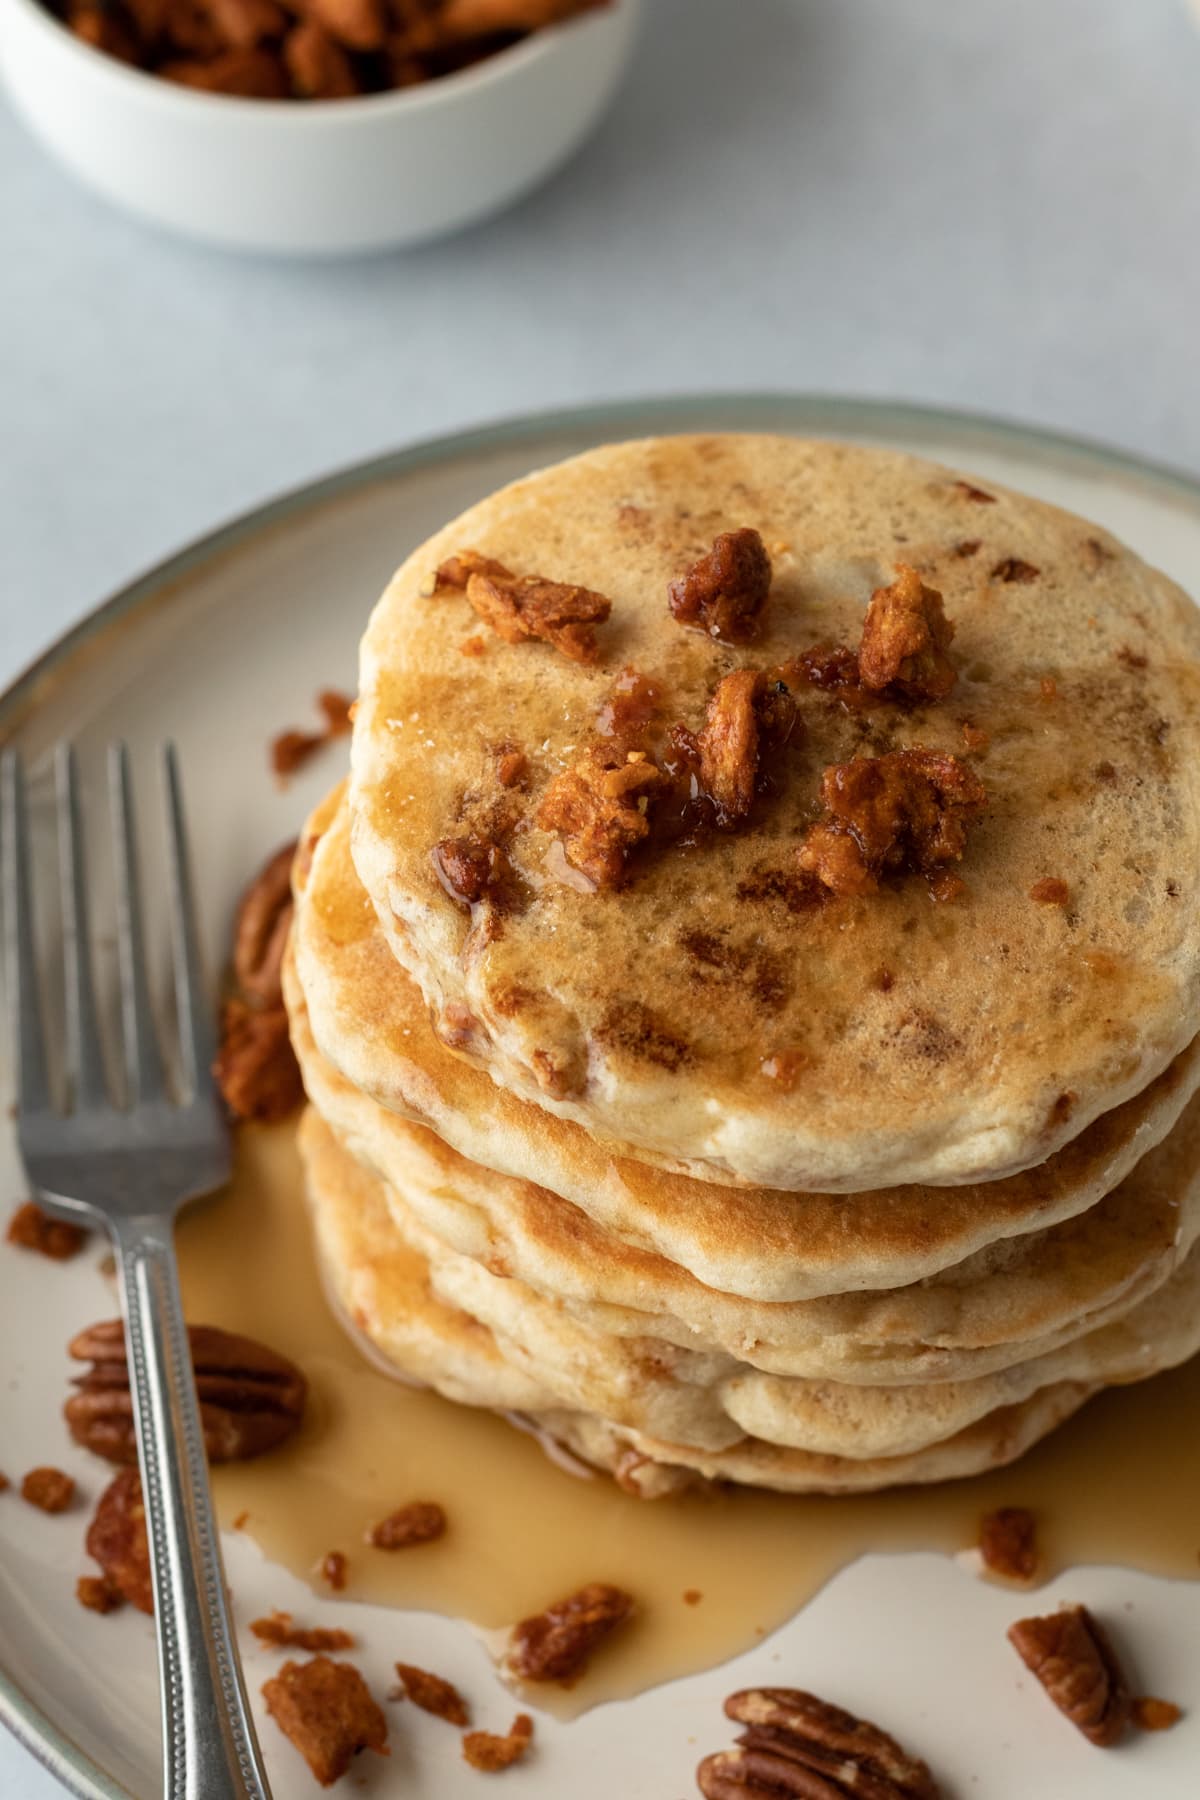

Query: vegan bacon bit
[[1039, 676, 1058, 702], [1030, 877, 1070, 906], [538, 747, 666, 890], [251, 1611, 356, 1652], [462, 1712, 534, 1772], [953, 478, 996, 503], [961, 720, 989, 753], [320, 1551, 348, 1591], [76, 1574, 123, 1614], [683, 1589, 703, 1606], [667, 527, 772, 642], [0, 1472, 8, 1491], [797, 748, 986, 899], [507, 1582, 634, 1685], [1007, 1604, 1132, 1747], [460, 635, 487, 657], [391, 1662, 470, 1726], [953, 538, 982, 558], [435, 549, 611, 664], [494, 745, 528, 788], [858, 564, 957, 702], [6, 1200, 87, 1260], [674, 669, 800, 830], [979, 1507, 1040, 1583], [367, 1500, 446, 1550], [21, 1467, 75, 1513], [1132, 1697, 1182, 1732], [262, 1656, 388, 1788], [270, 689, 353, 780]]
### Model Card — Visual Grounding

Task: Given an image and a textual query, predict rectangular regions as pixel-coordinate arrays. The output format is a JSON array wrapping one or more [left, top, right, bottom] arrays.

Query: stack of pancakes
[[283, 434, 1200, 1496]]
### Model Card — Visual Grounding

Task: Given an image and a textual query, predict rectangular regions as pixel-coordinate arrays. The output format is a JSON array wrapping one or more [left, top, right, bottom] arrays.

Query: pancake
[[350, 434, 1200, 1191], [293, 788, 1200, 1304], [300, 1105, 1200, 1493], [287, 953, 1200, 1387]]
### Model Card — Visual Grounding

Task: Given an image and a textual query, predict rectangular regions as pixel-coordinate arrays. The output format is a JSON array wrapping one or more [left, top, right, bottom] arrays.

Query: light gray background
[[3, 0, 1200, 1792]]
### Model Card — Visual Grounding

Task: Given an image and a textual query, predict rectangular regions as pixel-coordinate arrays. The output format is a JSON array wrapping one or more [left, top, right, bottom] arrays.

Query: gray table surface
[[4, 0, 1200, 1792]]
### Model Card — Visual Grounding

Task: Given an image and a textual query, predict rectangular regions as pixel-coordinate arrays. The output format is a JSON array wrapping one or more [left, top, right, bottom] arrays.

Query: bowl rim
[[0, 0, 633, 121]]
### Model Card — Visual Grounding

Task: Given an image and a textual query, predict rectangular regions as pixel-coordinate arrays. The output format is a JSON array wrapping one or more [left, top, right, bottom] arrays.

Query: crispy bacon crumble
[[6, 1200, 87, 1260], [507, 1582, 634, 1684], [538, 747, 667, 889], [979, 1507, 1039, 1583], [798, 748, 986, 898], [859, 565, 957, 702], [435, 550, 611, 664], [391, 1662, 470, 1726], [462, 1712, 534, 1772], [668, 528, 772, 642], [367, 1500, 447, 1549], [251, 1611, 356, 1652], [20, 1466, 75, 1513], [262, 1656, 388, 1788]]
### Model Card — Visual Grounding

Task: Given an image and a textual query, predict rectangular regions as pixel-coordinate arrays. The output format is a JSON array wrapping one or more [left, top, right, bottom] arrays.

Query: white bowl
[[0, 0, 640, 255]]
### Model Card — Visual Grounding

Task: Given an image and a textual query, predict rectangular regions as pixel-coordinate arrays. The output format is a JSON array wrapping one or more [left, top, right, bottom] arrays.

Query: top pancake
[[350, 434, 1200, 1191]]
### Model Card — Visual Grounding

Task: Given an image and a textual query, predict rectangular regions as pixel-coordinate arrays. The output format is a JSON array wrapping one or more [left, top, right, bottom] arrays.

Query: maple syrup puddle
[[177, 1124, 1200, 1719]]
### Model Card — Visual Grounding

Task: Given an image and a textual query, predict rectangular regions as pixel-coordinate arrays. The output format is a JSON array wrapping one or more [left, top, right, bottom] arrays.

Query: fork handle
[[114, 1216, 274, 1800]]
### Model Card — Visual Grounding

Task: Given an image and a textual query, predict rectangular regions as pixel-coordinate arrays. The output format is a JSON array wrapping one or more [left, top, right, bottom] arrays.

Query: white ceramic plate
[[2, 396, 1198, 1800]]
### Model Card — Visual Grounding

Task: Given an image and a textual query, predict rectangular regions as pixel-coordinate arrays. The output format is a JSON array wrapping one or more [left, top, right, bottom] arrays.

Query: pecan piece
[[979, 1507, 1039, 1582], [697, 1687, 940, 1799], [435, 550, 611, 664], [214, 998, 303, 1123], [6, 1199, 86, 1260], [507, 1582, 634, 1684], [86, 1468, 153, 1614], [368, 1500, 446, 1549], [391, 1662, 469, 1726], [1007, 1604, 1132, 1747], [233, 841, 295, 1006], [304, 0, 386, 50], [677, 668, 800, 828], [859, 564, 957, 702], [262, 1656, 388, 1787], [66, 1319, 306, 1465], [538, 747, 667, 889], [438, 0, 606, 37], [431, 835, 516, 909], [161, 48, 289, 96], [668, 528, 772, 642], [251, 1611, 355, 1652], [20, 1466, 75, 1513], [462, 1712, 534, 1772], [797, 748, 986, 898]]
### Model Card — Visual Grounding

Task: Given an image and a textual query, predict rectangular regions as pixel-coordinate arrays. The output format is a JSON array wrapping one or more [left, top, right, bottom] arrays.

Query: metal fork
[[1, 742, 275, 1800]]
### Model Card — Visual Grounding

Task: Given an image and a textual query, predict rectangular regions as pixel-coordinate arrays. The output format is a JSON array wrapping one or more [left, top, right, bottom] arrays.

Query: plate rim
[[4, 387, 1200, 1800]]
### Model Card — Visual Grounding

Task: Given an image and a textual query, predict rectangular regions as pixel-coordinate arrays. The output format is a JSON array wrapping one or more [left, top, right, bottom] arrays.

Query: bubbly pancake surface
[[294, 789, 1200, 1303], [350, 434, 1200, 1191]]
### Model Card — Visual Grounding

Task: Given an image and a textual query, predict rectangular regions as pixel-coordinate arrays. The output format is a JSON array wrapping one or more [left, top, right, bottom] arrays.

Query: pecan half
[[697, 1687, 940, 1799], [538, 747, 667, 889], [859, 565, 957, 702], [233, 840, 295, 1006], [86, 1468, 153, 1614], [391, 1662, 470, 1726], [214, 998, 304, 1123], [797, 748, 986, 898], [367, 1500, 446, 1549], [1007, 1604, 1132, 1747], [20, 1466, 75, 1513], [462, 1712, 533, 1772], [6, 1200, 87, 1260], [668, 528, 772, 642], [979, 1507, 1039, 1582], [262, 1656, 388, 1787], [435, 550, 611, 664], [507, 1582, 634, 1684], [66, 1319, 306, 1465]]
